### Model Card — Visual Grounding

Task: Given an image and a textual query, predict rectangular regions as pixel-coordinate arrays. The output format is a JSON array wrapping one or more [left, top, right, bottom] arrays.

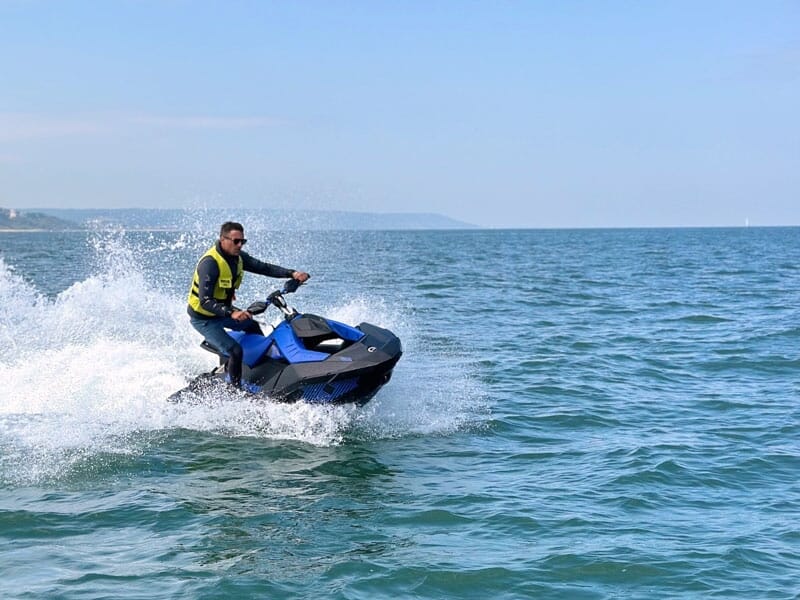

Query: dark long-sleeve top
[[187, 242, 295, 319]]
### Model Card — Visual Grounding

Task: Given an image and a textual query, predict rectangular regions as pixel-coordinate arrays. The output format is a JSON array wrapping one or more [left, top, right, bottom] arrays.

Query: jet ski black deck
[[169, 280, 402, 405]]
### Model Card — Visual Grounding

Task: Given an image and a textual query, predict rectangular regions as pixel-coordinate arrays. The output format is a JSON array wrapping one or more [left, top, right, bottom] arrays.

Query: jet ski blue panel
[[272, 323, 330, 363], [224, 317, 363, 366], [325, 318, 366, 342], [227, 331, 275, 367]]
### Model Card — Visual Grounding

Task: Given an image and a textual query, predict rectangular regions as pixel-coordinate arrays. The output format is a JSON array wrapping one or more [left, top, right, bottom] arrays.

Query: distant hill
[[28, 208, 477, 231], [0, 207, 82, 231]]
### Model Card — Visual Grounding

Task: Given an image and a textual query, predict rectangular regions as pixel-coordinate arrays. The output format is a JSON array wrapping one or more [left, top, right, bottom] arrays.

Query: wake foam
[[0, 232, 487, 484]]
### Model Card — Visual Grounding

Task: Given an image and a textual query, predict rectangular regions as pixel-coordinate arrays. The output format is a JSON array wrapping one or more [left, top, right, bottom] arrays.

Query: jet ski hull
[[169, 317, 401, 406]]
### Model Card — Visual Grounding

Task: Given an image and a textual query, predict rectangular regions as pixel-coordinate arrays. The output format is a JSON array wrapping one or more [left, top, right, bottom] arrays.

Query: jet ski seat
[[291, 314, 338, 349]]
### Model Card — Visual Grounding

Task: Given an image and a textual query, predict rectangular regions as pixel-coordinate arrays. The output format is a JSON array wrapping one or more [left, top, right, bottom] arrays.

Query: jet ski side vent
[[301, 378, 359, 403]]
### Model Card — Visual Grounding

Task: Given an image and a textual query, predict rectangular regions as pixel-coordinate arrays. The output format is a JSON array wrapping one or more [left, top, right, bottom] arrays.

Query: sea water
[[0, 224, 798, 599]]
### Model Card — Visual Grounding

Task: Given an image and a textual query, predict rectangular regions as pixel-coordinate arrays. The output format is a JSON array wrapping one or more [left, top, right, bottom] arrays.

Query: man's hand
[[292, 271, 310, 283], [231, 310, 252, 321]]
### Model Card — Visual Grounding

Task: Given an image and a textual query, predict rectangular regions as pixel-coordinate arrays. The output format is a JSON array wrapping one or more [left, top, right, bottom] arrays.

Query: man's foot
[[240, 381, 262, 394]]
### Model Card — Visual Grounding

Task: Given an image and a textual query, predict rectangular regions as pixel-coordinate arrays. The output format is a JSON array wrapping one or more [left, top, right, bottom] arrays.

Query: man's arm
[[241, 252, 297, 279]]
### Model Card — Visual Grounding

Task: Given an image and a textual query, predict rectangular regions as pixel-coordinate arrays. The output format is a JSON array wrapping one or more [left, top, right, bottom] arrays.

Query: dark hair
[[220, 221, 244, 236]]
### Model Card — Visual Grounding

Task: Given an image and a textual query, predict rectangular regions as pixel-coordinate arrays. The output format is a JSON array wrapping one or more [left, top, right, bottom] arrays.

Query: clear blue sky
[[1, 1, 797, 228]]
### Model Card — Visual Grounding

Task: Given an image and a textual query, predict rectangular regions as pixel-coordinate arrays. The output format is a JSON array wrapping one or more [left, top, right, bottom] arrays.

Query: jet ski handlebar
[[244, 278, 304, 317]]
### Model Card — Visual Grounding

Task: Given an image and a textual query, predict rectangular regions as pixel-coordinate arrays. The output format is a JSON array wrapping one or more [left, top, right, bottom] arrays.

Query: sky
[[0, 1, 798, 228]]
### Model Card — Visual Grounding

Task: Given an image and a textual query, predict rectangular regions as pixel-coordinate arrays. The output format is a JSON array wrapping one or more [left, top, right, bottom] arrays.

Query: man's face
[[220, 229, 247, 256]]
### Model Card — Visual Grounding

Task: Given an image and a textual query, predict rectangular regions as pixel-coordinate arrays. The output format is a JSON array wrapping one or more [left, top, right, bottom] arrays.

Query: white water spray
[[0, 230, 487, 483]]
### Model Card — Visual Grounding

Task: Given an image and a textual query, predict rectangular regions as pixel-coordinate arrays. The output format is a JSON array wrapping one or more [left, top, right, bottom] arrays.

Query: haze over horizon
[[1, 2, 797, 229]]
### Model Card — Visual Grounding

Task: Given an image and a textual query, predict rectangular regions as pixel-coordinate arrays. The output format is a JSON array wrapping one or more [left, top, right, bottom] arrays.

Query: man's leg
[[189, 316, 244, 387]]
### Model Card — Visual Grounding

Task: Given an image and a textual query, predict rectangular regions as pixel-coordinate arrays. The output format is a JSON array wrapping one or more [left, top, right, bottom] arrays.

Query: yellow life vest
[[187, 245, 244, 316]]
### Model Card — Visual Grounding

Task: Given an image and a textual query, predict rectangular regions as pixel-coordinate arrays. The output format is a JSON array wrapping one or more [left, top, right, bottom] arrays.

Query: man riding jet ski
[[186, 221, 310, 391], [170, 278, 402, 405]]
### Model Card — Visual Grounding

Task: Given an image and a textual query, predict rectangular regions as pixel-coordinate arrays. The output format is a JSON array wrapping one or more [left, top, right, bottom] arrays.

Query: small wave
[[671, 314, 733, 324]]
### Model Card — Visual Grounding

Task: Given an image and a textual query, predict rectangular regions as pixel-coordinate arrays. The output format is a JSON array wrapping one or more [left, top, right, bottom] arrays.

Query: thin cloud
[[0, 112, 280, 142], [0, 113, 111, 142], [131, 115, 279, 129]]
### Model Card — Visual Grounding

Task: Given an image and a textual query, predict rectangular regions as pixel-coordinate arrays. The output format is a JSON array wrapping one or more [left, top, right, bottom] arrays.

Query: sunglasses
[[223, 235, 247, 245]]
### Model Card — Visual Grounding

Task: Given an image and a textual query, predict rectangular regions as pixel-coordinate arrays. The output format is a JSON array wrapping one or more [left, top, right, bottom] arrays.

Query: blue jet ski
[[169, 280, 402, 405]]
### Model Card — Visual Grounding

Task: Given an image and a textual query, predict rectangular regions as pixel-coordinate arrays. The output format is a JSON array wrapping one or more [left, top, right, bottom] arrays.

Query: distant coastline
[[3, 207, 478, 231], [0, 208, 83, 231]]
